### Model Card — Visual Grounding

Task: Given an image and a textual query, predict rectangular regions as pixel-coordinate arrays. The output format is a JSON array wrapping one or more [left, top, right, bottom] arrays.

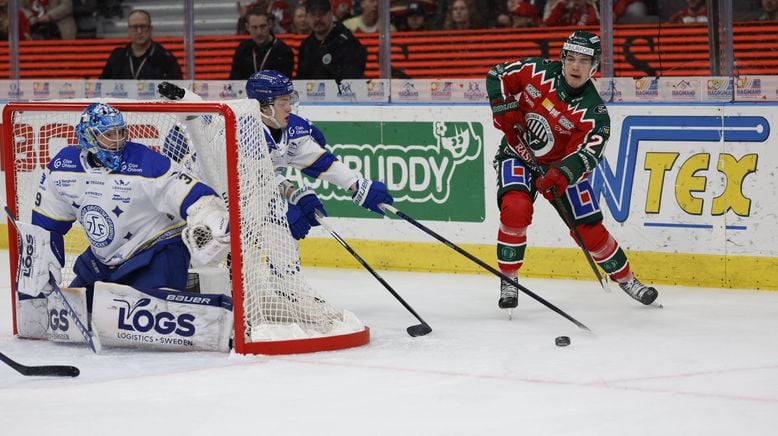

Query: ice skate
[[498, 279, 519, 317], [619, 277, 658, 305]]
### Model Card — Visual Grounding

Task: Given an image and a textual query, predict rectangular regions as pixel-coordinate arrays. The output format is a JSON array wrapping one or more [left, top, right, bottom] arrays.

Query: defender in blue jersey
[[23, 103, 230, 312], [158, 71, 394, 239], [245, 70, 394, 238]]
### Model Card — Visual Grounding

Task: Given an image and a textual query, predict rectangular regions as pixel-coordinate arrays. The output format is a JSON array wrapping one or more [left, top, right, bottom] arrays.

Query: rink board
[[1, 102, 776, 290]]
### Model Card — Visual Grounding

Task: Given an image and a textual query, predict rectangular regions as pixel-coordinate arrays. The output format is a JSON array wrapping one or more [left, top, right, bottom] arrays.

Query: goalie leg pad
[[46, 287, 90, 344], [14, 221, 65, 297], [92, 282, 234, 352], [15, 294, 49, 339]]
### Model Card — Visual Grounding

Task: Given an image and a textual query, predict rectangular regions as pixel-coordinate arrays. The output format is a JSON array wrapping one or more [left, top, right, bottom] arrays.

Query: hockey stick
[[511, 127, 611, 293], [382, 205, 591, 333], [314, 210, 432, 337], [5, 206, 102, 353], [0, 351, 79, 377]]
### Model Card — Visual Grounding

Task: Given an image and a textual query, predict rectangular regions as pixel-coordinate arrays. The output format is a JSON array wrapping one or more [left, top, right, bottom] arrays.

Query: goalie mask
[[75, 103, 129, 171], [245, 70, 299, 129], [560, 30, 601, 80]]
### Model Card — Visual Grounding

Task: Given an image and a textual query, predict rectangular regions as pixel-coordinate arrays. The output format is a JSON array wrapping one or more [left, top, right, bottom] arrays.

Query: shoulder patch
[[593, 104, 608, 114]]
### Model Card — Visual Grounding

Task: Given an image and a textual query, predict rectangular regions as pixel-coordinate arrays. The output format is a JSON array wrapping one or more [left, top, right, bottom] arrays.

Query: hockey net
[[2, 100, 369, 354]]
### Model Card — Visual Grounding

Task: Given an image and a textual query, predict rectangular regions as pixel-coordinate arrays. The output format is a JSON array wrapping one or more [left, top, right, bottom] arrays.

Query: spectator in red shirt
[[668, 0, 707, 23], [614, 0, 647, 21], [1, 0, 32, 40], [511, 1, 542, 27], [332, 0, 354, 22], [544, 0, 599, 26]]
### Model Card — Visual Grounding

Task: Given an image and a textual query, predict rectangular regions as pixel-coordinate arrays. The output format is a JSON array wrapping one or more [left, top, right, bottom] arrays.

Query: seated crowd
[[2, 0, 777, 42]]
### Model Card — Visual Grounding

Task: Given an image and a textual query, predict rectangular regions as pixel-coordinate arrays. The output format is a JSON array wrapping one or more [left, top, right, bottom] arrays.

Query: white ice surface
[[1, 249, 777, 435]]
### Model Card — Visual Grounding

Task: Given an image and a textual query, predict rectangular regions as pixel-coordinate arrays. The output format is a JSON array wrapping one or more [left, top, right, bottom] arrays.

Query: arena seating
[[1, 22, 776, 80]]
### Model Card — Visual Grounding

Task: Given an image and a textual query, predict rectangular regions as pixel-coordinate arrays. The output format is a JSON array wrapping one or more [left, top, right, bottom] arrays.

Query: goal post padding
[[2, 100, 369, 355]]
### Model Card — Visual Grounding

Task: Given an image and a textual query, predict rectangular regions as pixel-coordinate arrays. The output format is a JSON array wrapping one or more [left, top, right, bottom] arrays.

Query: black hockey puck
[[555, 336, 570, 347]]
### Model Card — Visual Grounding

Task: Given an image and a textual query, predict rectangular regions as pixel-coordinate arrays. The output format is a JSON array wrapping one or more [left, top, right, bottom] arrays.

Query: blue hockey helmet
[[245, 70, 298, 106], [75, 103, 128, 171]]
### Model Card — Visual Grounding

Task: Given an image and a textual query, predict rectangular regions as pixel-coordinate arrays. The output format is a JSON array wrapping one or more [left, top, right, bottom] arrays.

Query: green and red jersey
[[486, 57, 610, 184]]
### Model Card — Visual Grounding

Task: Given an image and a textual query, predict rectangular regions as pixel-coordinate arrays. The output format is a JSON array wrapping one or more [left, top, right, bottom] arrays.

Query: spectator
[[667, 0, 707, 23], [614, 0, 648, 21], [229, 8, 294, 80], [290, 4, 312, 34], [1, 0, 32, 40], [544, 0, 599, 26], [332, 0, 354, 22], [343, 0, 396, 32], [22, 0, 77, 39], [511, 1, 542, 27], [237, 1, 265, 33], [296, 0, 367, 79], [268, 0, 292, 33], [398, 1, 432, 30], [757, 0, 778, 20], [495, 0, 520, 27], [99, 9, 183, 80], [443, 0, 486, 29]]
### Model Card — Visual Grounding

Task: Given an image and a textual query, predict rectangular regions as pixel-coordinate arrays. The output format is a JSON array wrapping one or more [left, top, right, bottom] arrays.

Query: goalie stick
[[0, 351, 80, 377], [382, 204, 592, 333], [5, 206, 102, 353], [511, 126, 612, 293], [314, 210, 432, 337]]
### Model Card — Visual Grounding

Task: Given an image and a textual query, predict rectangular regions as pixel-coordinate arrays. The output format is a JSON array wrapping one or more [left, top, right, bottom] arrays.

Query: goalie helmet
[[75, 103, 128, 171], [245, 70, 299, 107], [560, 30, 601, 77]]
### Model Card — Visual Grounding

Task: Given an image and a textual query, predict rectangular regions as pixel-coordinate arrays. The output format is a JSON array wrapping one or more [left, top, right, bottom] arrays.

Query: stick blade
[[406, 323, 432, 337], [27, 365, 80, 377]]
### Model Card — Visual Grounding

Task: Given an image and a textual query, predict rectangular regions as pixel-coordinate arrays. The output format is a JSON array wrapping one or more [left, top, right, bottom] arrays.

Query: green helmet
[[560, 30, 601, 73]]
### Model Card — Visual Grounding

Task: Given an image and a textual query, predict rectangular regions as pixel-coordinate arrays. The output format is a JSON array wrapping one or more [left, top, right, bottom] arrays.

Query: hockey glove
[[286, 203, 311, 240], [14, 221, 65, 297], [352, 179, 393, 215], [535, 164, 570, 201], [289, 186, 326, 226], [490, 96, 522, 145], [158, 81, 186, 100], [184, 196, 230, 266]]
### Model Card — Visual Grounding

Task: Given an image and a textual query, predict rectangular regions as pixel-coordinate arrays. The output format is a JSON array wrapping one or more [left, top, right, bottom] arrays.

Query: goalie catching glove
[[14, 221, 65, 297], [352, 179, 394, 215], [184, 196, 230, 267]]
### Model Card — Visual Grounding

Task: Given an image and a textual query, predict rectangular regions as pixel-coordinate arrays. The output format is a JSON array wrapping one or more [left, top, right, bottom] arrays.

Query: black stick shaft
[[0, 351, 79, 377], [383, 205, 591, 332], [314, 211, 431, 336]]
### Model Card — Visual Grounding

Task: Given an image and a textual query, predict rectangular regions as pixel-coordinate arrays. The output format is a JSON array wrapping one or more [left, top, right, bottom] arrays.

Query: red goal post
[[2, 100, 369, 355]]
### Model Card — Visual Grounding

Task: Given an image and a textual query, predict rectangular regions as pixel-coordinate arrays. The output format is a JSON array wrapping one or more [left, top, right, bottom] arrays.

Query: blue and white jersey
[[264, 113, 358, 190], [32, 142, 219, 266]]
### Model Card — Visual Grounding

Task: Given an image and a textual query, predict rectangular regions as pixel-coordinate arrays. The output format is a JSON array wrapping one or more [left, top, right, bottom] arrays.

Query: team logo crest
[[81, 205, 115, 248]]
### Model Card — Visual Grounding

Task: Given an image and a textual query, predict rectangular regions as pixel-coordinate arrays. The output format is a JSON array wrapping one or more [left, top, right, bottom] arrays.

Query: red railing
[[1, 22, 777, 80]]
